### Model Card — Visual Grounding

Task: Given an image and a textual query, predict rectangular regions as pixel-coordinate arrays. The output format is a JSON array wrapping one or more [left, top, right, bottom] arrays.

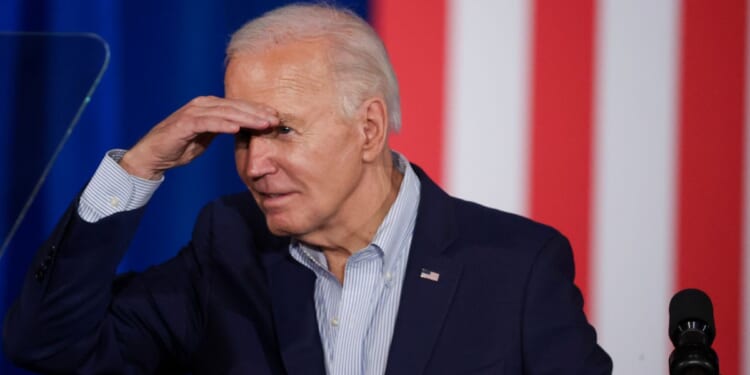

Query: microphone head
[[669, 288, 715, 346]]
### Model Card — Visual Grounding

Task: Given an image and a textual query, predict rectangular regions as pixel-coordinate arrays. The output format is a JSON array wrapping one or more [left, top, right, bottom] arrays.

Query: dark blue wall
[[0, 1, 369, 373]]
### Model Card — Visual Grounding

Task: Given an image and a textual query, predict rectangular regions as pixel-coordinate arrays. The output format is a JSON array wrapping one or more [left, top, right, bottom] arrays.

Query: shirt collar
[[368, 152, 420, 272]]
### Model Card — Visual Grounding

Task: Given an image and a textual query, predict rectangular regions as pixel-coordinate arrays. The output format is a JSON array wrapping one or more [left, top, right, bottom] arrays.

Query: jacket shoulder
[[451, 197, 562, 249]]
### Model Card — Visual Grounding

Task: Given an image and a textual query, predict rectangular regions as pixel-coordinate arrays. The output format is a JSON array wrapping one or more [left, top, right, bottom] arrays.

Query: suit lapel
[[262, 242, 326, 375], [386, 166, 462, 374]]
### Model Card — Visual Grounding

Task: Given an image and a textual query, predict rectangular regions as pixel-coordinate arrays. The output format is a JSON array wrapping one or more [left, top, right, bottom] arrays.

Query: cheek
[[304, 147, 362, 200], [281, 126, 362, 196], [234, 150, 249, 181]]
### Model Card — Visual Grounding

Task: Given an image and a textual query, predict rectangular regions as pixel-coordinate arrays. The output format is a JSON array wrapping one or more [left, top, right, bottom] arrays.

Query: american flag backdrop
[[370, 0, 749, 374], [0, 0, 746, 373]]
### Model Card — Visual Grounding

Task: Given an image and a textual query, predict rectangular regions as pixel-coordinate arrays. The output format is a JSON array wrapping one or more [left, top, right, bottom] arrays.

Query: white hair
[[226, 3, 402, 132]]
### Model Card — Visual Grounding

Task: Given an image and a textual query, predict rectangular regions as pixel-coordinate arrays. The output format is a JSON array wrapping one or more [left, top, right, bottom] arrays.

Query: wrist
[[119, 150, 164, 180]]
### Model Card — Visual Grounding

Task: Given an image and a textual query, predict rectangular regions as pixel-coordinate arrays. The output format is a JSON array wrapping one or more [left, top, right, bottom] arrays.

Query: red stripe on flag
[[528, 0, 597, 309], [676, 1, 747, 374], [371, 0, 446, 184]]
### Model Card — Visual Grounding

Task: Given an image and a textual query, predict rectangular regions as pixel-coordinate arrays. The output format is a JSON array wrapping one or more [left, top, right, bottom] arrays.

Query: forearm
[[3, 200, 146, 370], [3, 149, 160, 371]]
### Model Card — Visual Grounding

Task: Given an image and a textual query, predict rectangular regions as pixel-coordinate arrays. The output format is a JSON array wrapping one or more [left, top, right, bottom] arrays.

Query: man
[[4, 4, 612, 374]]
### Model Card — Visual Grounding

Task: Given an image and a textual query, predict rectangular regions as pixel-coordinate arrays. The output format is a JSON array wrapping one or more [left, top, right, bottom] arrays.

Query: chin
[[263, 209, 323, 240], [266, 225, 293, 237], [264, 216, 302, 237]]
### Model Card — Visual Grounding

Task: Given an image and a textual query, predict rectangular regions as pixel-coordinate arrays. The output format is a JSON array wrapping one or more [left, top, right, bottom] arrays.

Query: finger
[[221, 97, 278, 116], [190, 117, 248, 135], [188, 133, 218, 157], [193, 104, 277, 128], [189, 96, 278, 121]]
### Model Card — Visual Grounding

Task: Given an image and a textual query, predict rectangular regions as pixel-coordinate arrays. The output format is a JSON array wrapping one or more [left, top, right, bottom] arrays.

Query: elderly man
[[4, 4, 611, 375]]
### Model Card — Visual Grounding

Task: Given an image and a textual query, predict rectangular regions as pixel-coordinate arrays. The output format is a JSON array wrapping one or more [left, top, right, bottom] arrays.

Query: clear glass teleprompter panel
[[0, 33, 110, 258]]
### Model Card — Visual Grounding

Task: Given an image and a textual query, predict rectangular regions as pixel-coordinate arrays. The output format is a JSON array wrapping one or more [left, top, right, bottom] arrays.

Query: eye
[[275, 125, 293, 135]]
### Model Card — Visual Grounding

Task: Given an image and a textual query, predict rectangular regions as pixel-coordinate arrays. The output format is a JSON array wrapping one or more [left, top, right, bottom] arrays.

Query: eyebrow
[[277, 113, 300, 126]]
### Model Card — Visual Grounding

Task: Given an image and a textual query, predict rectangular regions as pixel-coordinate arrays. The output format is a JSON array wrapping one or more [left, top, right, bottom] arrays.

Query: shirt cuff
[[77, 149, 164, 223]]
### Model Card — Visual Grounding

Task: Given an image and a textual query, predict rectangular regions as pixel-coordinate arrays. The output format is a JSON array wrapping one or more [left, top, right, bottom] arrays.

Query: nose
[[244, 136, 277, 179]]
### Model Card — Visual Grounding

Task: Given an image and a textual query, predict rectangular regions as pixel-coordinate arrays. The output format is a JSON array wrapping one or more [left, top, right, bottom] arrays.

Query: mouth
[[258, 191, 292, 198], [255, 191, 295, 209]]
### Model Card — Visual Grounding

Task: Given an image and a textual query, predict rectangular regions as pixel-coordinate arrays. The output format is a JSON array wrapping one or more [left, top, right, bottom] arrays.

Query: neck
[[298, 151, 404, 281]]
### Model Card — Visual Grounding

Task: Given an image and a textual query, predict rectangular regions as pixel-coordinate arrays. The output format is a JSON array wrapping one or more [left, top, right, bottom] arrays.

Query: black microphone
[[669, 288, 719, 375]]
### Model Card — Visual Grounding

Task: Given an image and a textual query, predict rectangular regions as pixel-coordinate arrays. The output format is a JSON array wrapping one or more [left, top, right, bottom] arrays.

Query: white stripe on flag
[[591, 0, 680, 373], [743, 3, 750, 372], [444, 0, 530, 215]]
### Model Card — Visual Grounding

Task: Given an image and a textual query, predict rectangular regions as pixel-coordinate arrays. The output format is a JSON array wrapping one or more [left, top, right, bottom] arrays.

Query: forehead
[[224, 40, 334, 103]]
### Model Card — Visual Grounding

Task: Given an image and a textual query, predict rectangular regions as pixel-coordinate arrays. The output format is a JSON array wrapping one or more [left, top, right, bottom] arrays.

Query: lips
[[255, 191, 295, 210], [257, 191, 291, 198]]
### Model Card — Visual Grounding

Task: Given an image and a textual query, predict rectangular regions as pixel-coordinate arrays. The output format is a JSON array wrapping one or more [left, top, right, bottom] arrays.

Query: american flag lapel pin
[[420, 268, 440, 282]]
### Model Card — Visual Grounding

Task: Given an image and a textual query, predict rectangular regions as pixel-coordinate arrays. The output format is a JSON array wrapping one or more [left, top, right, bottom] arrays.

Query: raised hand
[[119, 96, 278, 180]]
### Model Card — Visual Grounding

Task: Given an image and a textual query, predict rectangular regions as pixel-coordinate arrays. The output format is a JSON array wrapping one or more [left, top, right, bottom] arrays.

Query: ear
[[359, 97, 389, 163]]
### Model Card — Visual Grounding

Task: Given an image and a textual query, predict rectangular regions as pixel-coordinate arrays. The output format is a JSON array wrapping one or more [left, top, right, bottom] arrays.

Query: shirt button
[[385, 272, 393, 281], [331, 318, 339, 327], [109, 196, 121, 208]]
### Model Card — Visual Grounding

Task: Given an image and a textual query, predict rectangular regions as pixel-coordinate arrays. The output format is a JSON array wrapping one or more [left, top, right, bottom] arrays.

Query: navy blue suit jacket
[[4, 166, 612, 374]]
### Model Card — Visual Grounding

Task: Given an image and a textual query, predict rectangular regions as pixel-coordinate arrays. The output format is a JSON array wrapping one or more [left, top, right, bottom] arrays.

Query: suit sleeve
[[3, 198, 214, 374], [521, 233, 613, 374]]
